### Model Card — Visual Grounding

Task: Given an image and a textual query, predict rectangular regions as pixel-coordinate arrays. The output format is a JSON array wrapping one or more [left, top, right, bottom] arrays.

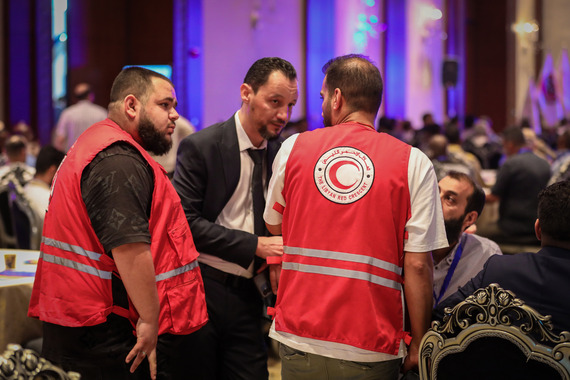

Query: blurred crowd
[[283, 112, 570, 188], [2, 102, 569, 250]]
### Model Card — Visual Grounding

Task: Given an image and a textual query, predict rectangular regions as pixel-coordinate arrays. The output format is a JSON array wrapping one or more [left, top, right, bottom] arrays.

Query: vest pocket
[[164, 271, 208, 334], [167, 222, 199, 263]]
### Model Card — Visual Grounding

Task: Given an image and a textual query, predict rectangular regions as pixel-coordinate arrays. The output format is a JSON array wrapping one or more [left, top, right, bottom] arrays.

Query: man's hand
[[269, 263, 282, 294], [255, 236, 283, 259], [255, 236, 283, 293], [114, 243, 160, 379], [126, 317, 158, 379], [401, 341, 420, 374]]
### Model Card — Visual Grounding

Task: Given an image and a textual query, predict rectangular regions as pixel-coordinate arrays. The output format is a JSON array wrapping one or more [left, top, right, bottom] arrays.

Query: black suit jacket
[[434, 246, 570, 332], [172, 115, 282, 269]]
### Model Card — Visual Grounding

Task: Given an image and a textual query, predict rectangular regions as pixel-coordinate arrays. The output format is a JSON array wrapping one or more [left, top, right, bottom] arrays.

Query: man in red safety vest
[[28, 67, 207, 380], [263, 54, 448, 379]]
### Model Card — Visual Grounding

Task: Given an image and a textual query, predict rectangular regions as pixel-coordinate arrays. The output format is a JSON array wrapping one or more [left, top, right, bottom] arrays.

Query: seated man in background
[[0, 135, 35, 186], [433, 172, 502, 308], [23, 145, 65, 225], [461, 117, 503, 170], [426, 134, 474, 182], [12, 121, 41, 167], [434, 180, 570, 333], [482, 126, 550, 243], [444, 122, 484, 186]]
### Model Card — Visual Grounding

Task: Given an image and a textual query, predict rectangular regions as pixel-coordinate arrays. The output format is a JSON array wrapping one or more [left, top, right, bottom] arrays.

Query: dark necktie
[[247, 148, 266, 236]]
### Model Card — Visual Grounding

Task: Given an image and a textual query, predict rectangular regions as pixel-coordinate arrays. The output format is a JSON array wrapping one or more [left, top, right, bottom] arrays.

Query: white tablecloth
[[0, 249, 42, 350]]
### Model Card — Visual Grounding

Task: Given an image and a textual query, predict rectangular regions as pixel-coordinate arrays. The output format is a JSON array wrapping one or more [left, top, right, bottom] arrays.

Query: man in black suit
[[434, 180, 570, 332], [172, 57, 298, 379]]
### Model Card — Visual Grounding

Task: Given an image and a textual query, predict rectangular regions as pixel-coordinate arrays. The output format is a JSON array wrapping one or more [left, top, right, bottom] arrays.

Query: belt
[[199, 263, 253, 290]]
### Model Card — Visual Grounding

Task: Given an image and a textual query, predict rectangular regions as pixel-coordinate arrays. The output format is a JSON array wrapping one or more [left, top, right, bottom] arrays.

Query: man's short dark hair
[[35, 145, 65, 174], [537, 181, 570, 242], [5, 135, 27, 159], [502, 126, 526, 147], [243, 57, 297, 93], [447, 171, 485, 217], [322, 54, 383, 115], [109, 67, 173, 106]]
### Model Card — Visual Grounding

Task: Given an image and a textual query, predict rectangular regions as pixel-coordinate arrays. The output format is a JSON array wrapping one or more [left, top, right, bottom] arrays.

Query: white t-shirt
[[264, 132, 448, 362]]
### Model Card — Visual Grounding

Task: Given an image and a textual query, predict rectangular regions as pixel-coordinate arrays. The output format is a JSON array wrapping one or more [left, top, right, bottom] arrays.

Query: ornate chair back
[[0, 344, 81, 379], [419, 283, 570, 380]]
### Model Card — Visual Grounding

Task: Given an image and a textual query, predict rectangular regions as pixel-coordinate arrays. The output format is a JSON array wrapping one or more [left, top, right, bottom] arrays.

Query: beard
[[138, 115, 172, 156], [259, 124, 280, 141], [444, 215, 465, 245], [250, 103, 282, 141], [322, 101, 332, 127]]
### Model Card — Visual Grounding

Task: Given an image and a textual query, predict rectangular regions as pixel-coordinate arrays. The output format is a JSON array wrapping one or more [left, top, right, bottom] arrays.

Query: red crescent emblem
[[329, 160, 359, 189]]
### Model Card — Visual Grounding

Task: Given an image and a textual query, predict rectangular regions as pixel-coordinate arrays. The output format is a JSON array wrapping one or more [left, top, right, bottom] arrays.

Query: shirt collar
[[234, 111, 267, 152], [445, 233, 466, 264]]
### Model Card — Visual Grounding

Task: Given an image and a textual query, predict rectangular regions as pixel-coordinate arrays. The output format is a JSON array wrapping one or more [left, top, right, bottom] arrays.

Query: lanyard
[[433, 238, 464, 307]]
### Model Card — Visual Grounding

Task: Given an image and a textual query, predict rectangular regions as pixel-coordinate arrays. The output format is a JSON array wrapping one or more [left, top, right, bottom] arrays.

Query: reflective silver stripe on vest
[[284, 246, 402, 276], [42, 237, 200, 283], [155, 260, 199, 282], [42, 237, 103, 261], [282, 262, 402, 291], [283, 246, 402, 291], [41, 252, 113, 279]]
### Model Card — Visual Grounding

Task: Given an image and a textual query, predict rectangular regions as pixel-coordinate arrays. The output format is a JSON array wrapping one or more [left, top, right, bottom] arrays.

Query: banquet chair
[[419, 283, 570, 380], [0, 343, 81, 379], [7, 181, 42, 250]]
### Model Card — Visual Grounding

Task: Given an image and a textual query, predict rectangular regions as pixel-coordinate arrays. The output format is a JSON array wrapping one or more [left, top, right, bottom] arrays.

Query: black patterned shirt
[[81, 141, 153, 255]]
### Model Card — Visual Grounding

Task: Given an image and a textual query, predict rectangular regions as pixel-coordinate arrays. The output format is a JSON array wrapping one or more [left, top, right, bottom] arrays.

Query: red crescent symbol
[[329, 160, 359, 189]]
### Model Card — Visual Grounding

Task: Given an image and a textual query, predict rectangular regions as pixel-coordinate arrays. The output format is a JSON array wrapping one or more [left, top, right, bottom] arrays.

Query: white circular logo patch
[[313, 146, 375, 204]]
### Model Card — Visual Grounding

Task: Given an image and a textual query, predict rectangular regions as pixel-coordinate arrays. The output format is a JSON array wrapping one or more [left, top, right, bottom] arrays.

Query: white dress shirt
[[198, 111, 267, 278]]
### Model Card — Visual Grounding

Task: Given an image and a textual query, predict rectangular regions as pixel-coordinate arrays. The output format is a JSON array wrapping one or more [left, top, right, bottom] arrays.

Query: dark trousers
[[183, 264, 268, 380], [42, 315, 189, 380]]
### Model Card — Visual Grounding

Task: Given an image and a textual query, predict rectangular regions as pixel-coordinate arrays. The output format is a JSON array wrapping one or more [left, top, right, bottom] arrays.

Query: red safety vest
[[274, 123, 411, 355], [28, 120, 208, 335]]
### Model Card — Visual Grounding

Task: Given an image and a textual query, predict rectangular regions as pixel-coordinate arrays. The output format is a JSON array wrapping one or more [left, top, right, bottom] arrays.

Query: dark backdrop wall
[[465, 0, 510, 132], [2, 0, 173, 145], [67, 0, 173, 110], [3, 0, 544, 144]]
